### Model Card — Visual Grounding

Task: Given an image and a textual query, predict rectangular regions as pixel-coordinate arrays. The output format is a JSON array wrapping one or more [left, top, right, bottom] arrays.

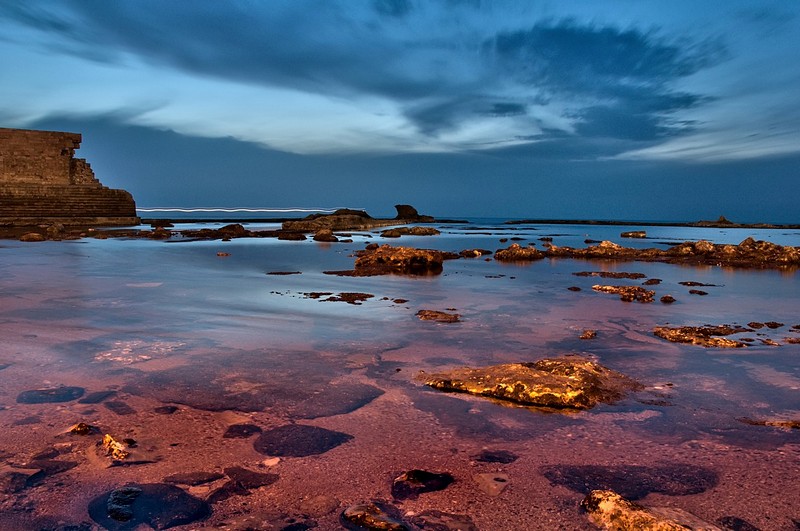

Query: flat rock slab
[[17, 386, 85, 403], [653, 325, 751, 348], [253, 424, 354, 457], [88, 483, 211, 530], [424, 357, 642, 410], [289, 383, 384, 419]]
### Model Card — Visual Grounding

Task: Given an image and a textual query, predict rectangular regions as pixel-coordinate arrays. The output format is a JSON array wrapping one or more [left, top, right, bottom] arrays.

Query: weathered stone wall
[[0, 127, 138, 226]]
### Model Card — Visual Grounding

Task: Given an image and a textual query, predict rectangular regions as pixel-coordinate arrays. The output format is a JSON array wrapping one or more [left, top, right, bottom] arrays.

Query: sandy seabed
[[0, 223, 799, 530]]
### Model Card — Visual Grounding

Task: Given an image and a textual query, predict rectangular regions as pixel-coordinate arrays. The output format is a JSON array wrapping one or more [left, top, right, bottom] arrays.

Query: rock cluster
[[283, 204, 433, 232], [423, 357, 642, 410], [592, 285, 656, 303], [493, 243, 544, 261], [653, 325, 750, 348]]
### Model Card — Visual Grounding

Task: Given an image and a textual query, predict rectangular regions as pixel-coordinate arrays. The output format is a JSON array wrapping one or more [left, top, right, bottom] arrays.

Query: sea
[[0, 211, 798, 529]]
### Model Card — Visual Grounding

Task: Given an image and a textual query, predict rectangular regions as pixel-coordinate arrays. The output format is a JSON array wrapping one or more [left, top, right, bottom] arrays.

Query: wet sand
[[0, 224, 799, 530]]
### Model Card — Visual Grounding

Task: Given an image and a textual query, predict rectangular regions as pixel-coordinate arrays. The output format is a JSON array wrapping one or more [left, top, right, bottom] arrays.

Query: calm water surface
[[0, 220, 798, 529]]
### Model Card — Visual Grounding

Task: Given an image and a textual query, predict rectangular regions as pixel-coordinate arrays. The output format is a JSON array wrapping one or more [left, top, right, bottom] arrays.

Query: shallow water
[[0, 221, 798, 530]]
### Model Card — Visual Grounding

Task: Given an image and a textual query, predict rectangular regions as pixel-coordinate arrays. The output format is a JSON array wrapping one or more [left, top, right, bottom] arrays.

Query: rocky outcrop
[[282, 204, 434, 232], [494, 243, 544, 261], [592, 285, 656, 303], [416, 310, 460, 323], [423, 357, 642, 410], [327, 244, 458, 276], [653, 325, 750, 348]]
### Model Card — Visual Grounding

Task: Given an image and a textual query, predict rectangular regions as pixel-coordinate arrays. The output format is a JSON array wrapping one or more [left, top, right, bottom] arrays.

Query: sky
[[1, 1, 799, 222]]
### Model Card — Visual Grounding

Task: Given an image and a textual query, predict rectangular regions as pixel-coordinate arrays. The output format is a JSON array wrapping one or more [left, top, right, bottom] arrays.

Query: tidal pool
[[0, 222, 798, 529]]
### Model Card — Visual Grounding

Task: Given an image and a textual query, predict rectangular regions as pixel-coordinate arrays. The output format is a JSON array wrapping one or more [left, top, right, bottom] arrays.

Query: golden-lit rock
[[423, 357, 642, 410], [417, 310, 460, 323], [340, 244, 456, 276], [69, 422, 98, 436], [581, 490, 722, 530], [653, 326, 749, 348], [580, 329, 597, 340], [341, 502, 408, 530], [592, 285, 655, 303], [101, 434, 130, 460]]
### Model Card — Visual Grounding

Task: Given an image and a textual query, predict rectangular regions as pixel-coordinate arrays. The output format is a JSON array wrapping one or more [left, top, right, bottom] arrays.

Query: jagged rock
[[738, 417, 800, 430], [621, 231, 647, 238], [580, 329, 597, 340], [417, 310, 460, 323], [341, 502, 408, 530], [423, 357, 642, 410], [653, 325, 750, 348], [69, 422, 99, 436], [394, 204, 419, 219], [494, 243, 544, 261], [100, 434, 130, 460], [391, 469, 454, 500], [592, 285, 655, 303], [660, 295, 676, 304], [460, 248, 493, 258], [380, 226, 440, 238], [581, 490, 722, 530]]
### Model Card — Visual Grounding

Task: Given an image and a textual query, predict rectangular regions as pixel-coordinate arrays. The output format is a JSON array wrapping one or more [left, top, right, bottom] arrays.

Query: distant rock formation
[[282, 204, 433, 232], [0, 127, 138, 226]]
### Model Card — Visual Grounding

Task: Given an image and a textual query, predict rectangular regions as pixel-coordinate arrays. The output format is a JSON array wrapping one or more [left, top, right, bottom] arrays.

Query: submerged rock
[[391, 469, 454, 500], [423, 357, 642, 410], [88, 483, 211, 530], [581, 490, 721, 530], [653, 325, 750, 348], [253, 424, 354, 457], [409, 510, 478, 531], [17, 386, 85, 404], [222, 423, 263, 439]]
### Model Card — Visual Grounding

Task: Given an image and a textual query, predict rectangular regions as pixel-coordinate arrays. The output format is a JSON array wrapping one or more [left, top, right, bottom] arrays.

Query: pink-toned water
[[0, 223, 798, 529]]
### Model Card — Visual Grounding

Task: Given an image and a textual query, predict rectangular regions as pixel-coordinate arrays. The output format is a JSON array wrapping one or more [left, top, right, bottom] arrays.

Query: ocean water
[[0, 219, 798, 529]]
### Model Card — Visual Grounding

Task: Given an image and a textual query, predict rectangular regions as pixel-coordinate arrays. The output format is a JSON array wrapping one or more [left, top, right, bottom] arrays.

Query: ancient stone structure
[[0, 127, 138, 226]]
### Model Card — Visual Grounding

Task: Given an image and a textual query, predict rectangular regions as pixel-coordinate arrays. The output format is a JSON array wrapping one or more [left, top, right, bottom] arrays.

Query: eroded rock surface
[[592, 285, 655, 303], [494, 243, 544, 261], [423, 357, 642, 410], [417, 310, 461, 323], [341, 502, 408, 530], [391, 469, 454, 500], [328, 244, 456, 276], [88, 483, 211, 530]]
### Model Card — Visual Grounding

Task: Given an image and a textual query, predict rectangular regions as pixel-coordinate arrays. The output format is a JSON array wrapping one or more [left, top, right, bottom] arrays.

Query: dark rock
[[394, 204, 419, 219], [332, 244, 455, 276], [206, 480, 250, 504], [154, 405, 178, 415], [643, 278, 662, 285], [470, 449, 518, 464], [580, 329, 597, 340], [163, 471, 224, 486], [424, 357, 642, 410], [267, 271, 302, 275], [765, 321, 784, 329], [409, 510, 478, 531], [17, 386, 84, 404], [679, 281, 717, 286], [660, 295, 677, 304], [748, 321, 765, 329], [567, 286, 582, 292], [718, 515, 762, 531], [254, 424, 353, 457], [620, 231, 646, 238], [689, 289, 709, 296], [224, 466, 279, 489], [20, 232, 46, 242], [543, 463, 718, 499], [223, 423, 263, 438], [104, 400, 136, 415], [341, 502, 408, 530], [391, 469, 454, 500], [88, 483, 210, 530], [417, 310, 460, 323], [574, 271, 647, 279], [277, 231, 307, 241], [592, 285, 655, 303], [77, 390, 117, 404], [322, 292, 374, 305], [459, 248, 492, 258]]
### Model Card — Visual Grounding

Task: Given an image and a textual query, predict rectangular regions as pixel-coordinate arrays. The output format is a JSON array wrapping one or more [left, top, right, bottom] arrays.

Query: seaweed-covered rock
[[592, 285, 655, 303], [494, 243, 544, 261], [581, 490, 721, 530], [423, 357, 642, 410], [653, 325, 750, 348]]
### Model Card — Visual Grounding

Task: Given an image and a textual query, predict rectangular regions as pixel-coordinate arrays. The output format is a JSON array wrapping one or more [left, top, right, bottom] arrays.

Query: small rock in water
[[580, 329, 597, 340], [660, 295, 677, 304], [416, 310, 460, 323], [17, 386, 85, 404], [592, 284, 655, 303], [391, 469, 455, 500], [253, 424, 354, 457], [473, 473, 510, 497]]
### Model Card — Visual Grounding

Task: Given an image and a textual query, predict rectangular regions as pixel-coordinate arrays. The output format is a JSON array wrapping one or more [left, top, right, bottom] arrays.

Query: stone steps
[[0, 184, 138, 225]]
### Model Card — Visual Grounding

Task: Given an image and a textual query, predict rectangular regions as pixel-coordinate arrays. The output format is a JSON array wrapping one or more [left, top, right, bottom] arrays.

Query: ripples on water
[[0, 220, 798, 529]]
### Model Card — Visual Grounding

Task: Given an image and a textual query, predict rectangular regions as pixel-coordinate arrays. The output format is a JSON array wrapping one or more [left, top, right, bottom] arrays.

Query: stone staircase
[[0, 184, 139, 226]]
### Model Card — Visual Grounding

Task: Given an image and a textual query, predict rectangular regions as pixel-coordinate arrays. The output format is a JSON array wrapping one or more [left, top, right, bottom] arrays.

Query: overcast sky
[[1, 1, 798, 221]]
